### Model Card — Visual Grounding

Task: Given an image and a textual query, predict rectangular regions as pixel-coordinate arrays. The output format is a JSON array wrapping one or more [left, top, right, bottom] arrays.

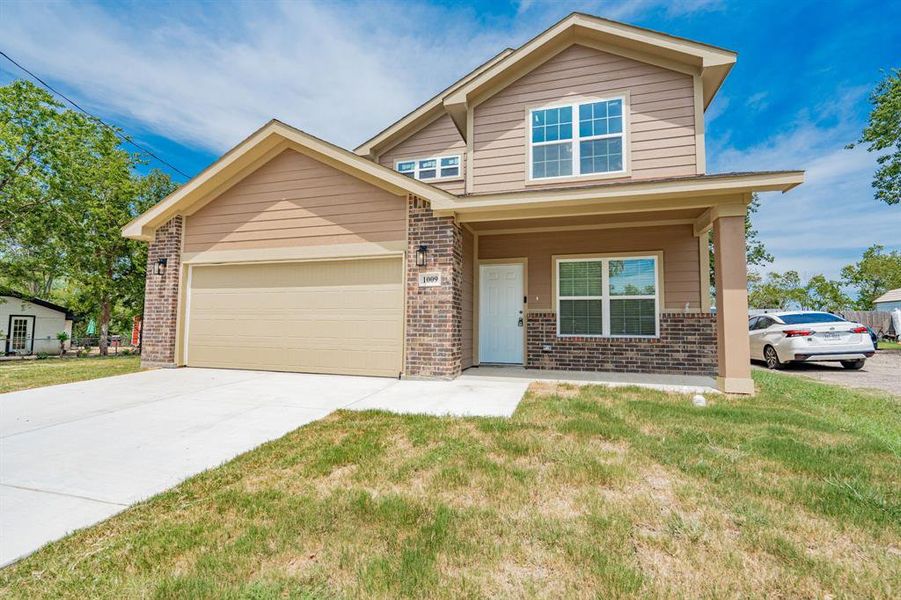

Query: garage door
[[185, 258, 403, 377]]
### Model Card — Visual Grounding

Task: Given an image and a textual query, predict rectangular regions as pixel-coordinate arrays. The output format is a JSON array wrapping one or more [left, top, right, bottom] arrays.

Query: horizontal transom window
[[556, 256, 659, 337], [395, 154, 461, 181], [530, 97, 626, 180]]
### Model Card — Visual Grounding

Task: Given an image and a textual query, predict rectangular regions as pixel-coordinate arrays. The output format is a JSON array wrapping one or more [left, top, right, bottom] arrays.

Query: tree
[[841, 244, 901, 309], [1, 79, 177, 354], [0, 81, 102, 295], [748, 270, 806, 309], [849, 69, 900, 205], [804, 274, 851, 313], [61, 131, 176, 355]]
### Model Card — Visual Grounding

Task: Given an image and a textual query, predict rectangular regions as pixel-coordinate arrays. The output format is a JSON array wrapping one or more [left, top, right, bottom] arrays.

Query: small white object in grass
[[692, 394, 707, 407]]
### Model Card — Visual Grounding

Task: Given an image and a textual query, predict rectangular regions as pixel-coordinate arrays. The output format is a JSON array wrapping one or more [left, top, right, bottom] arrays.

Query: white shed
[[1, 292, 74, 356], [874, 288, 901, 312]]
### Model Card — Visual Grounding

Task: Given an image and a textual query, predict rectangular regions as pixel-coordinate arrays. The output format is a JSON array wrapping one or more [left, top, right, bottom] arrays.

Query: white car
[[748, 311, 875, 370]]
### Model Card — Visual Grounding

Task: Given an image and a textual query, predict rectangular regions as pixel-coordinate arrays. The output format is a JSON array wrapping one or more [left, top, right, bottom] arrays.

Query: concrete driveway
[[0, 368, 528, 566]]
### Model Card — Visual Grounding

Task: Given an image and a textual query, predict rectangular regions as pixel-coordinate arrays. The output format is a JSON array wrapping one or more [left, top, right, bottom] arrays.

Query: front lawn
[[0, 355, 141, 394], [2, 372, 898, 598], [878, 340, 901, 351]]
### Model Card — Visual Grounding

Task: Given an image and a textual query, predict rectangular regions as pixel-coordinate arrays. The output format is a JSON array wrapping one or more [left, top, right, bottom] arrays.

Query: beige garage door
[[186, 258, 403, 377]]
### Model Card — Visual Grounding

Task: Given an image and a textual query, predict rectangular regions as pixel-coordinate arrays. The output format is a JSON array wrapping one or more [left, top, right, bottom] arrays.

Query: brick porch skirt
[[526, 312, 718, 376]]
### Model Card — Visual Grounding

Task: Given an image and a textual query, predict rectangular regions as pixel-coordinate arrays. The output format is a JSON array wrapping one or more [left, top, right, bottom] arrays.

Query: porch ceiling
[[467, 208, 705, 234]]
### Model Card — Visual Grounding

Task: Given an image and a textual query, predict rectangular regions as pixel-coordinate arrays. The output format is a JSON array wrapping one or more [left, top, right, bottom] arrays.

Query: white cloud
[[0, 0, 725, 155], [0, 1, 515, 152], [710, 109, 901, 281]]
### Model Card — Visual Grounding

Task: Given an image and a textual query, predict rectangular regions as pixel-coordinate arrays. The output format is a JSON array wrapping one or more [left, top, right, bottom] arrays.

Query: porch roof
[[432, 171, 804, 222]]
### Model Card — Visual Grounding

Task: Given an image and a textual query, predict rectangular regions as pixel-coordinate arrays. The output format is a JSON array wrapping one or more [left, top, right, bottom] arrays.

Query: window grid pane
[[580, 138, 623, 174], [609, 299, 656, 336], [559, 299, 603, 335], [608, 259, 656, 296], [532, 142, 572, 178], [532, 106, 573, 144]]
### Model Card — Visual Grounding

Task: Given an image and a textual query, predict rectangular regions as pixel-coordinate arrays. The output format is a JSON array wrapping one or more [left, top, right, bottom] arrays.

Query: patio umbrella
[[86, 319, 96, 335]]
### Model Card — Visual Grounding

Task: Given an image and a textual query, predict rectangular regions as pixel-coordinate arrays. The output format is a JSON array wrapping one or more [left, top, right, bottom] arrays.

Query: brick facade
[[526, 312, 718, 376], [141, 216, 182, 367], [404, 196, 464, 378]]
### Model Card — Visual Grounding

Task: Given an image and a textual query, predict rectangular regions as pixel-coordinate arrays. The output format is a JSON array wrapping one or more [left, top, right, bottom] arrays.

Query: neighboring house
[[123, 13, 804, 394], [874, 289, 901, 312], [1, 291, 74, 356]]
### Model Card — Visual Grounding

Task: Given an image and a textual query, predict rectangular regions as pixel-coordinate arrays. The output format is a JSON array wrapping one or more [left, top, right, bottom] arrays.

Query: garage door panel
[[186, 258, 403, 377]]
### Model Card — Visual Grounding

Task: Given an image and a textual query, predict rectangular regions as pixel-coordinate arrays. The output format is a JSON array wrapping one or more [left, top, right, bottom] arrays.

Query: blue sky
[[1, 0, 899, 283]]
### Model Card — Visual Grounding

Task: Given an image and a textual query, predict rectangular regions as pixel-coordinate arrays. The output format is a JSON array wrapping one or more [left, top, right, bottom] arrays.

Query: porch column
[[713, 214, 754, 394]]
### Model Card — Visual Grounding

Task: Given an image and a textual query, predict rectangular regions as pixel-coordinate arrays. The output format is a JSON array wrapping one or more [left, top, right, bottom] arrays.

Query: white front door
[[479, 263, 524, 364]]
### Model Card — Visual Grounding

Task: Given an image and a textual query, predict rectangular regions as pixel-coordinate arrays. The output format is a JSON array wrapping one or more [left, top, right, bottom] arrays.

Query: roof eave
[[123, 120, 455, 242], [442, 13, 736, 140], [431, 171, 805, 216]]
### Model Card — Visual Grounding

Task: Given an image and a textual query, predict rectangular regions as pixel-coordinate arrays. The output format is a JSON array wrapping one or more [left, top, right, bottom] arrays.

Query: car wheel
[[764, 345, 783, 370], [841, 360, 865, 370]]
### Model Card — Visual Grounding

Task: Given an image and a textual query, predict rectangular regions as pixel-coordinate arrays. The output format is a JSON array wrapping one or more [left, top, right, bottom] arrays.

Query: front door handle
[[517, 317, 524, 327]]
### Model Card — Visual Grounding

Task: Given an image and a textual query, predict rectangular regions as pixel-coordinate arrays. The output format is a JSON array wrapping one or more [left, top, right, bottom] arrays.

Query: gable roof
[[1, 289, 75, 320], [354, 48, 514, 159], [357, 12, 736, 150], [874, 288, 901, 304], [122, 120, 456, 242]]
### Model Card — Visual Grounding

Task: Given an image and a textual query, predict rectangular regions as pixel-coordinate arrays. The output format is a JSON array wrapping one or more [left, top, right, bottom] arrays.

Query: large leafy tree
[[841, 244, 901, 309], [804, 274, 852, 313], [0, 81, 103, 295], [850, 69, 901, 205], [748, 270, 806, 310], [60, 133, 176, 354], [1, 79, 177, 353], [748, 271, 851, 312]]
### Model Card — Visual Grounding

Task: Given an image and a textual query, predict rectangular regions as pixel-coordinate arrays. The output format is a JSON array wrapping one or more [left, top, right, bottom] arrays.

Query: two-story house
[[123, 13, 803, 394]]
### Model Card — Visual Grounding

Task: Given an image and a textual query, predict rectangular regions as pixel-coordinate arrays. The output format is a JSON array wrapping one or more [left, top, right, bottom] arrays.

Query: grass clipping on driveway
[[2, 372, 899, 598], [0, 355, 141, 394]]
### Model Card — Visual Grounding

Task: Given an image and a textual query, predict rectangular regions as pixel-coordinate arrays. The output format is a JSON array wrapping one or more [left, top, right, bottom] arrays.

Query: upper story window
[[530, 97, 626, 180], [396, 155, 461, 181]]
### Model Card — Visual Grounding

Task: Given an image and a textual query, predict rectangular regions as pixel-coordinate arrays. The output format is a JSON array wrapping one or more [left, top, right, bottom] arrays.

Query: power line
[[0, 49, 191, 180]]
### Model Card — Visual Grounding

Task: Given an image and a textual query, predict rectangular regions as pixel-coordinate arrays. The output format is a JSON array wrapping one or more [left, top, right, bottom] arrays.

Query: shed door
[[185, 258, 403, 377]]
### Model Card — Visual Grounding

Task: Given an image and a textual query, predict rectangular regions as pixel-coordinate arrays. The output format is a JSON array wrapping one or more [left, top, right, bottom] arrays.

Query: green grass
[[878, 340, 901, 351], [0, 355, 141, 393], [1, 372, 899, 598]]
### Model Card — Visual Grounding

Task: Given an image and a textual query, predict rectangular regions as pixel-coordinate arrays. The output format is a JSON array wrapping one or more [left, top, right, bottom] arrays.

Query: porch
[[446, 187, 768, 395]]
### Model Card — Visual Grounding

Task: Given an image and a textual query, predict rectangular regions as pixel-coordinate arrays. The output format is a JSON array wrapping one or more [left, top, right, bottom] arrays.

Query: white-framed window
[[395, 154, 461, 181], [530, 96, 626, 180], [556, 255, 659, 338]]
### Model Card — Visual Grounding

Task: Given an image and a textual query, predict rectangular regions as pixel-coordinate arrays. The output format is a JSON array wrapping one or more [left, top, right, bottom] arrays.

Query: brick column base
[[141, 216, 182, 368], [404, 196, 463, 378]]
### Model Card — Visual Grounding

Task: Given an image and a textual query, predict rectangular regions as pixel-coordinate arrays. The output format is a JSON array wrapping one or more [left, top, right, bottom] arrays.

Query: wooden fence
[[841, 311, 897, 338]]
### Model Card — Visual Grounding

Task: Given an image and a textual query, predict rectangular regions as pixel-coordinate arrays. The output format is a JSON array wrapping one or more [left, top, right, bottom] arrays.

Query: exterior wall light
[[415, 245, 428, 267], [155, 257, 168, 276]]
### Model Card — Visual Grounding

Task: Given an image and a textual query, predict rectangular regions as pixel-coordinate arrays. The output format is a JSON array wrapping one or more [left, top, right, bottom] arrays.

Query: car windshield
[[778, 313, 846, 325]]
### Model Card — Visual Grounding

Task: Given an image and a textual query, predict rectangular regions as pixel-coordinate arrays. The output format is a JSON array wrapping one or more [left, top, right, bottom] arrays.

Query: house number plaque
[[418, 272, 442, 287]]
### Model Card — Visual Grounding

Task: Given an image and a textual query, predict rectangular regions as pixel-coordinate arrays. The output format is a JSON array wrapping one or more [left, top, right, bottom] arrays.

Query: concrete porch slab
[[461, 366, 719, 395]]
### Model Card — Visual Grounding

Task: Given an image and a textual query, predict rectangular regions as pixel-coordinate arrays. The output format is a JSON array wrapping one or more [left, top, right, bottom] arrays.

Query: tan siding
[[184, 149, 405, 253], [378, 114, 466, 195], [461, 228, 475, 368], [477, 225, 700, 311], [472, 44, 697, 194]]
